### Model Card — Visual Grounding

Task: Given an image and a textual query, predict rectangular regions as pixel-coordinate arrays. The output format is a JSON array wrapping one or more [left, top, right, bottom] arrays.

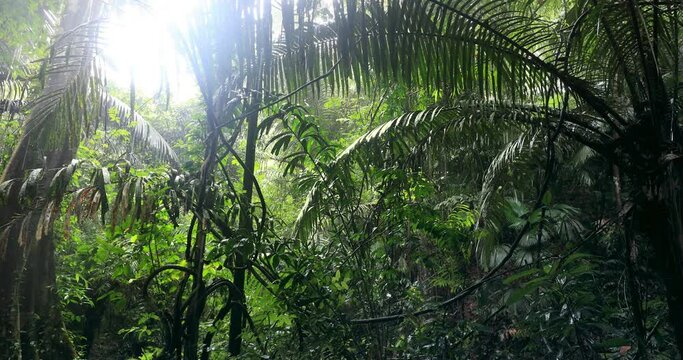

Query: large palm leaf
[[270, 1, 683, 146]]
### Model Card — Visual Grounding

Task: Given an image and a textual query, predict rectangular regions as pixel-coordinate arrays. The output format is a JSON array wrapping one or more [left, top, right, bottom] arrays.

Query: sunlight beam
[[102, 0, 198, 102]]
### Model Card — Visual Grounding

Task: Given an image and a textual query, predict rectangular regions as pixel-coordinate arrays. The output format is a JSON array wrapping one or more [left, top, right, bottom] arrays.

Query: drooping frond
[[105, 95, 179, 165], [272, 0, 634, 131], [292, 92, 617, 242], [8, 20, 178, 169], [479, 129, 541, 214], [276, 0, 558, 97]]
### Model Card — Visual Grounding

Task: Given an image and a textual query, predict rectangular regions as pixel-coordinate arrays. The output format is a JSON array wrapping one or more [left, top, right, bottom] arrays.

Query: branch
[[143, 265, 198, 299], [350, 200, 634, 325], [217, 58, 342, 129], [350, 218, 531, 324]]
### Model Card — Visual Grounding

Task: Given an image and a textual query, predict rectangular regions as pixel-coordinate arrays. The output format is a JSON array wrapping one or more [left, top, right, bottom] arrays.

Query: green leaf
[[503, 268, 540, 285], [595, 338, 630, 349], [506, 282, 542, 305]]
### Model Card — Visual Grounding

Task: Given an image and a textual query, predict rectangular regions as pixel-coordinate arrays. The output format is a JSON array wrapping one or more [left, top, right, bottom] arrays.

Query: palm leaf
[[104, 95, 179, 165], [478, 128, 541, 215], [269, 0, 683, 140], [17, 20, 178, 167]]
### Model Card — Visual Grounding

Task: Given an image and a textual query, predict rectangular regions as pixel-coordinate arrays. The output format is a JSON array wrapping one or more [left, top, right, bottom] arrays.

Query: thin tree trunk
[[183, 120, 217, 360], [634, 160, 683, 356], [228, 101, 258, 356], [612, 164, 648, 358], [228, 2, 270, 353]]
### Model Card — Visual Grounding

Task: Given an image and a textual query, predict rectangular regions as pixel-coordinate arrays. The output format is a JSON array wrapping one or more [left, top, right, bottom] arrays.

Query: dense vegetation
[[1, 0, 682, 358]]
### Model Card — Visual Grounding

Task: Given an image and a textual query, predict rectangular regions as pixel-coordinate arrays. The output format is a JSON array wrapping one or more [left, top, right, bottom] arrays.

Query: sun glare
[[102, 0, 198, 102]]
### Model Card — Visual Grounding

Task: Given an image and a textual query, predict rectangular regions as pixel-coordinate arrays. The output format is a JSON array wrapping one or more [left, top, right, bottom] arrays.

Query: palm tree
[[0, 0, 176, 356]]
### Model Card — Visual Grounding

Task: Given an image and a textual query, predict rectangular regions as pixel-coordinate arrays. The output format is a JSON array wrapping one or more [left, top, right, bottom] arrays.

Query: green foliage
[[4, 0, 681, 359]]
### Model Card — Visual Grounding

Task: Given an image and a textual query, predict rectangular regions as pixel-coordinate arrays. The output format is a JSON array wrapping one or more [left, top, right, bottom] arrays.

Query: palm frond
[[19, 21, 177, 164], [479, 128, 541, 215], [294, 100, 568, 241], [0, 74, 29, 111], [273, 0, 633, 130], [105, 95, 179, 165], [292, 92, 615, 242]]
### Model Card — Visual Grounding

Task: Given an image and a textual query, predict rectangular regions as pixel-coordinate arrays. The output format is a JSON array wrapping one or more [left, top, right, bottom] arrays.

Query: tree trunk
[[634, 160, 683, 355], [228, 100, 259, 356], [0, 0, 101, 358], [0, 148, 78, 359], [228, 1, 270, 350], [613, 164, 648, 357]]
